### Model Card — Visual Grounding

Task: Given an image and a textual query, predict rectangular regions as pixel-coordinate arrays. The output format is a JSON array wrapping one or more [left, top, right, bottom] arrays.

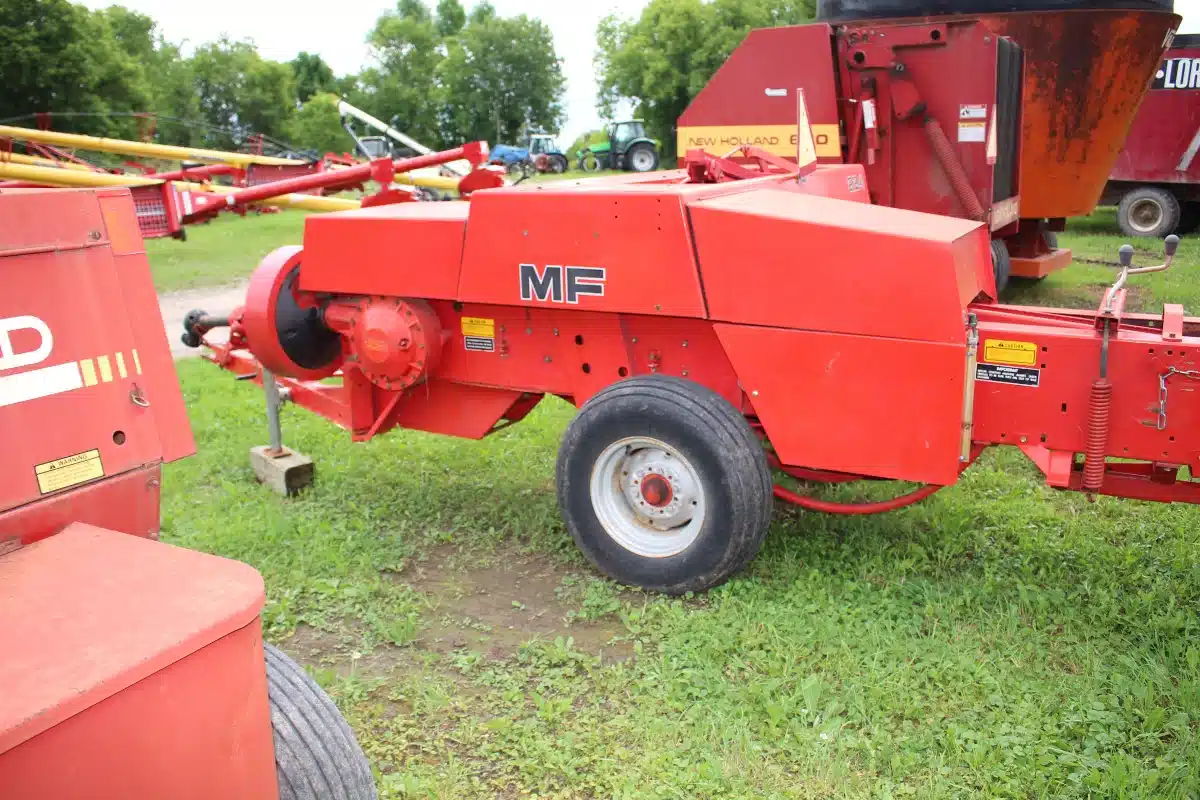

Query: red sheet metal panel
[[688, 190, 987, 344], [0, 526, 275, 800], [1110, 43, 1200, 185], [301, 201, 469, 298], [677, 24, 843, 162], [1, 463, 162, 547], [716, 324, 966, 485], [972, 317, 1200, 473], [457, 184, 709, 318], [0, 189, 193, 521]]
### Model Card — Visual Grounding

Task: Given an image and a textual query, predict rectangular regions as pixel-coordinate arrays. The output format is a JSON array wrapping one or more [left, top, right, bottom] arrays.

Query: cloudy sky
[[83, 0, 1200, 147]]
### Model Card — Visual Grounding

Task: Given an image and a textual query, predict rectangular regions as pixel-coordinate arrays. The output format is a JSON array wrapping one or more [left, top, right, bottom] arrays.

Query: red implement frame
[[200, 165, 1200, 509], [0, 187, 195, 546]]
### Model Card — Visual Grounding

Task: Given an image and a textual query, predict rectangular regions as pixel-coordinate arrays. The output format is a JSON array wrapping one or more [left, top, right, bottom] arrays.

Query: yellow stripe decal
[[98, 355, 113, 383], [116, 352, 128, 379], [132, 349, 142, 375], [676, 123, 842, 159], [80, 359, 97, 387]]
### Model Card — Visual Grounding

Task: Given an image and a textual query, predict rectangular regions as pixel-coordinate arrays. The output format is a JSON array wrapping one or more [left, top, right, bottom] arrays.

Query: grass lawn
[[146, 209, 307, 293], [157, 203, 1199, 798]]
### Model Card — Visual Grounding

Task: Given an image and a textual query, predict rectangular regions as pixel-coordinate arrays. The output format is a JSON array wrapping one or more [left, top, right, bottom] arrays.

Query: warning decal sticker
[[35, 449, 104, 494], [464, 336, 495, 353], [461, 317, 496, 352], [958, 121, 986, 142], [983, 339, 1037, 367], [976, 364, 1040, 388]]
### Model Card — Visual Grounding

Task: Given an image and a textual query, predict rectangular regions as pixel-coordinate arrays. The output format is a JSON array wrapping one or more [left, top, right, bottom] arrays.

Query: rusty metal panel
[[1110, 39, 1200, 184], [983, 9, 1180, 217]]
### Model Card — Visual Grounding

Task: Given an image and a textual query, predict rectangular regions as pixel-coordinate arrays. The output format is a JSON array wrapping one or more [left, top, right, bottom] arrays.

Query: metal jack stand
[[247, 368, 315, 496]]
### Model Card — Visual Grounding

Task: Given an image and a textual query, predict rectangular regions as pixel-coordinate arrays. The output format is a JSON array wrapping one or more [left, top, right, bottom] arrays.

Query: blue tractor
[[489, 134, 569, 176]]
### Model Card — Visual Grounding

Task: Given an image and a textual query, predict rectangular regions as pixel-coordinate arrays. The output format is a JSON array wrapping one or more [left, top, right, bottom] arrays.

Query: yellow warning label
[[676, 124, 841, 159], [461, 317, 495, 338], [984, 339, 1038, 367], [35, 449, 104, 494]]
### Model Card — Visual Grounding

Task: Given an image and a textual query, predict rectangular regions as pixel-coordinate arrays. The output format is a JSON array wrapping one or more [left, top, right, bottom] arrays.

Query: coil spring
[[1082, 378, 1112, 492]]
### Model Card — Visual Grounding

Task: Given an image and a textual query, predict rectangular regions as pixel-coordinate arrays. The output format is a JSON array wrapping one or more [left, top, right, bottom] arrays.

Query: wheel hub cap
[[590, 437, 706, 558]]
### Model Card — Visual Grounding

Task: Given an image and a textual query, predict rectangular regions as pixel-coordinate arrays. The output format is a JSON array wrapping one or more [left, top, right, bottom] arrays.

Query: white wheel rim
[[1129, 198, 1164, 234], [631, 150, 654, 171], [589, 436, 706, 558]]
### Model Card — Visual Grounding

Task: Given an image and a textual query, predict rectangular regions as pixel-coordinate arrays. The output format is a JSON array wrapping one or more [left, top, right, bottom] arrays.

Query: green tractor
[[577, 120, 661, 173]]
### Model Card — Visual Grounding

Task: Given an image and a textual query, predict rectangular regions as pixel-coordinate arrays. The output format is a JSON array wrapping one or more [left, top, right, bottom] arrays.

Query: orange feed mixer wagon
[[0, 187, 376, 800], [676, 0, 1181, 290]]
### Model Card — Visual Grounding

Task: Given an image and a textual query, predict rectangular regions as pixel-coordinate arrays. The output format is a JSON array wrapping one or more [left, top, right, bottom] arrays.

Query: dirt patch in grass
[[406, 544, 632, 661]]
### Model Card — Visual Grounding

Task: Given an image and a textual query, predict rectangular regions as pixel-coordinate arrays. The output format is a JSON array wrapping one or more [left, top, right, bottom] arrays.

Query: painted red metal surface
[[302, 202, 470, 298], [677, 24, 844, 163], [0, 524, 277, 799], [0, 189, 194, 545], [1110, 41, 1200, 186], [207, 172, 1200, 503]]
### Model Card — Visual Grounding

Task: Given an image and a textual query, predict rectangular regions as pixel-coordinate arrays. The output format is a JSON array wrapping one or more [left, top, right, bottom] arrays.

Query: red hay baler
[[186, 147, 1200, 594]]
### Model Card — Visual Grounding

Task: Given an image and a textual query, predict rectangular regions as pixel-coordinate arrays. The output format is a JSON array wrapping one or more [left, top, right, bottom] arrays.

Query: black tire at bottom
[[556, 376, 773, 594], [265, 643, 376, 800], [991, 238, 1012, 294]]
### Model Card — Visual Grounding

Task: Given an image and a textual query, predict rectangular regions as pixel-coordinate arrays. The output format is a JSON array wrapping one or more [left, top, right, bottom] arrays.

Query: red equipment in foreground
[[188, 138, 1200, 594], [0, 187, 375, 799]]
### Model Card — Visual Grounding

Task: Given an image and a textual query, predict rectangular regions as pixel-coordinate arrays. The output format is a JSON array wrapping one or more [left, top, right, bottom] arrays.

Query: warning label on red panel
[[464, 336, 495, 352], [976, 364, 1040, 388]]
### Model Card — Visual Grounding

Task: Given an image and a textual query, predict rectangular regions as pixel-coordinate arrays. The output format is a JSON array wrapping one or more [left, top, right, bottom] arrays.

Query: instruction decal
[[35, 449, 104, 494], [976, 364, 1040, 388], [461, 316, 496, 352], [958, 121, 986, 142], [983, 339, 1037, 367]]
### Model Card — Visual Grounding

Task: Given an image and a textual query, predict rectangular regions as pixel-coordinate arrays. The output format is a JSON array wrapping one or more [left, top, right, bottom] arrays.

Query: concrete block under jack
[[249, 445, 314, 496]]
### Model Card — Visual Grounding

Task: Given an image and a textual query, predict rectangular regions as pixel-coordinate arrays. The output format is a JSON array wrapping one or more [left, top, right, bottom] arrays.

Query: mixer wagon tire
[[1117, 187, 1179, 238], [556, 376, 773, 594], [1177, 203, 1200, 235], [990, 239, 1011, 294], [265, 643, 377, 800]]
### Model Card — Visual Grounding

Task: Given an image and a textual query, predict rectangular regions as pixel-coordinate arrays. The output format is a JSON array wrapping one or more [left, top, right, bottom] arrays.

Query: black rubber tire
[[580, 152, 603, 172], [265, 643, 376, 800], [549, 154, 568, 174], [624, 142, 660, 173], [1177, 203, 1200, 235], [1117, 186, 1180, 238], [990, 238, 1012, 295], [556, 376, 773, 594]]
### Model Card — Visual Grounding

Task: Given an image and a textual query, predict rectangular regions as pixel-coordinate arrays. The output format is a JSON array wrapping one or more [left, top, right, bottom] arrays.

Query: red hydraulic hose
[[765, 451, 943, 515], [772, 482, 943, 515]]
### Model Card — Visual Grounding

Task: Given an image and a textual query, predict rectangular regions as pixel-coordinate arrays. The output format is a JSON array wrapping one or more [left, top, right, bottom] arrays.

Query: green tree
[[357, 0, 444, 146], [435, 0, 466, 38], [0, 0, 153, 136], [286, 92, 354, 154], [191, 37, 296, 146], [438, 12, 565, 145], [291, 52, 336, 105], [595, 0, 813, 156]]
